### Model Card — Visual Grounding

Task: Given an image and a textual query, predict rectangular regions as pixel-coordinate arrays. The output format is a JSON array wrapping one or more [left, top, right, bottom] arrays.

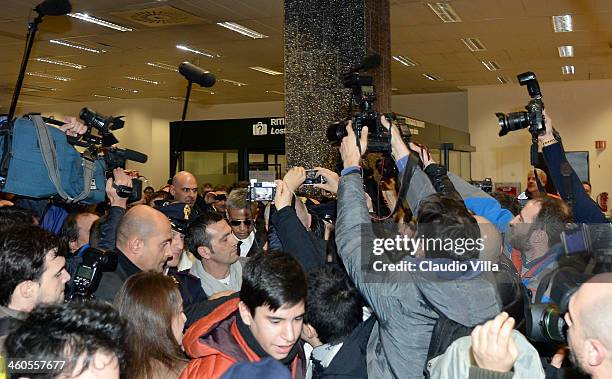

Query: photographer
[[334, 122, 500, 378]]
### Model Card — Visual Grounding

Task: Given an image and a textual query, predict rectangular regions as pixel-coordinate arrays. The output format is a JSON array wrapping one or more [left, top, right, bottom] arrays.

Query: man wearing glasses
[[226, 188, 263, 257]]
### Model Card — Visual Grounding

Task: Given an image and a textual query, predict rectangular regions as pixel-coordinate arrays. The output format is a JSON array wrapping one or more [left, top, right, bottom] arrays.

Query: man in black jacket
[[94, 205, 173, 301], [301, 264, 374, 379]]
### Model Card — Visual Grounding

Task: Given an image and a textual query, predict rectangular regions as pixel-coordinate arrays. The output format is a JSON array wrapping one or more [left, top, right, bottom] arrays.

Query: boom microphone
[[34, 0, 72, 16], [347, 54, 381, 74], [178, 62, 216, 87]]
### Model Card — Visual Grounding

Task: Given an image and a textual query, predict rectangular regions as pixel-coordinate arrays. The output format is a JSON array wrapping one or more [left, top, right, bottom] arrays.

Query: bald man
[[94, 205, 173, 301], [171, 171, 199, 207], [565, 273, 612, 378]]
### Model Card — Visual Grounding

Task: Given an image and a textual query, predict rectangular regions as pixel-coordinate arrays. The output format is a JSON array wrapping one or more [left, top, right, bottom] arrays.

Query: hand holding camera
[[59, 116, 87, 137], [340, 121, 369, 169], [106, 168, 133, 208], [313, 167, 339, 194], [273, 179, 292, 211], [283, 167, 307, 192]]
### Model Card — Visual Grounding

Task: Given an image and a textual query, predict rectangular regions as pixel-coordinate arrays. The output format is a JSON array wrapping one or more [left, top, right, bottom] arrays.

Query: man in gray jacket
[[334, 120, 501, 378]]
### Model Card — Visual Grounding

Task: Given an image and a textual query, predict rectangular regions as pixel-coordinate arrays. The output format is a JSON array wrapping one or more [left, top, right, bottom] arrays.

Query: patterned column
[[284, 0, 391, 169]]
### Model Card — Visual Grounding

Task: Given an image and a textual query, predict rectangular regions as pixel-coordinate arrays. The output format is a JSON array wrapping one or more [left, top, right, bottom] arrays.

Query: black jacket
[[94, 249, 139, 302], [313, 316, 376, 379], [270, 207, 326, 271]]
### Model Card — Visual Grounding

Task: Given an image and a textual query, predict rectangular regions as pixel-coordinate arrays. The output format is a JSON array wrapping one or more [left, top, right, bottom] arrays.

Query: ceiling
[[1, 0, 611, 111]]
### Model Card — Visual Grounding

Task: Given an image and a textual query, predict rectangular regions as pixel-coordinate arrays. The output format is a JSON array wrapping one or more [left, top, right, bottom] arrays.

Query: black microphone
[[109, 147, 148, 164], [178, 62, 216, 87], [347, 54, 382, 74], [34, 0, 72, 16]]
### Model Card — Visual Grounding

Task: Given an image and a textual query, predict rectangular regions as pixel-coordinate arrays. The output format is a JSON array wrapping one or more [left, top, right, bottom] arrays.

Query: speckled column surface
[[284, 0, 391, 170]]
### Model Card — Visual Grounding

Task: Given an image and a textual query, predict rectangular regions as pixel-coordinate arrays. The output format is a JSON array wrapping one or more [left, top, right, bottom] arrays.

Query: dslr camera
[[496, 72, 546, 138], [327, 58, 392, 153]]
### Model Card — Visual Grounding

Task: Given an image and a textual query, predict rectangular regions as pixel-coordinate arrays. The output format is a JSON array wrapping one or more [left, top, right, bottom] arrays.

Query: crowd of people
[[0, 111, 611, 379]]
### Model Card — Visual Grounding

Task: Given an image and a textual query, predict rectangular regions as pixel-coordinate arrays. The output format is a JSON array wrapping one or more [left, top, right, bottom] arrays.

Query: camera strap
[[31, 114, 95, 203], [530, 137, 547, 194]]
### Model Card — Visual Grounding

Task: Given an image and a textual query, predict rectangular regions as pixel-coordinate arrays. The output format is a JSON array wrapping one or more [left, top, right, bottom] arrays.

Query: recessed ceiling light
[[110, 86, 139, 93], [176, 45, 219, 58], [68, 13, 133, 32], [93, 94, 122, 100], [265, 90, 284, 95], [249, 67, 283, 75], [392, 55, 418, 67], [423, 73, 442, 81], [125, 76, 160, 85], [216, 22, 268, 39], [146, 62, 178, 72], [497, 76, 512, 84], [558, 45, 574, 57], [220, 79, 247, 87], [49, 39, 106, 53], [26, 72, 72, 81], [481, 60, 500, 71], [552, 15, 573, 32], [562, 65, 575, 75], [35, 57, 86, 69], [427, 2, 462, 23], [461, 37, 487, 52]]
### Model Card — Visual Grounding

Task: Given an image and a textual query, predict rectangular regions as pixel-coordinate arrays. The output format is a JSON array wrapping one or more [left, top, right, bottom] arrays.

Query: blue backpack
[[0, 114, 107, 204]]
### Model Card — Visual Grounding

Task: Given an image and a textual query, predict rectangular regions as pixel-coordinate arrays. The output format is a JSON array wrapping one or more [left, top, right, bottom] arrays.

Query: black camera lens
[[326, 120, 348, 143], [526, 303, 567, 343], [496, 111, 529, 136]]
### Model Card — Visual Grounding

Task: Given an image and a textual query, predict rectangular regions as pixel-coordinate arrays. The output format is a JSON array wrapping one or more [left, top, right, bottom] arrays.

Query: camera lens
[[526, 303, 567, 343], [496, 111, 529, 137], [326, 121, 348, 143]]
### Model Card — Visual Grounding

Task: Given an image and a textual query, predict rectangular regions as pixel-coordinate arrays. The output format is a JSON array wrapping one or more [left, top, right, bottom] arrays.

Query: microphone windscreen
[[178, 62, 216, 88], [122, 149, 148, 164], [35, 0, 72, 16], [361, 54, 381, 70]]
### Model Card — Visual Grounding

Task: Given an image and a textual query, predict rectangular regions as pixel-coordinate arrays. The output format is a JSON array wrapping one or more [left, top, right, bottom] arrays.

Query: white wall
[[468, 79, 612, 197]]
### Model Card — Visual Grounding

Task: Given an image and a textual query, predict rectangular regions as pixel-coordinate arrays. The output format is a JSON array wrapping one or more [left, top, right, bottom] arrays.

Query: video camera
[[496, 72, 546, 139], [66, 247, 118, 301], [525, 223, 612, 344], [327, 55, 393, 153], [65, 107, 148, 203]]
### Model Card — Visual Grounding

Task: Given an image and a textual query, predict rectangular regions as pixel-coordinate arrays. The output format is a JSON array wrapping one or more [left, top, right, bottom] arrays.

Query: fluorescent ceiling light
[[392, 55, 418, 67], [110, 86, 139, 93], [422, 73, 441, 81], [176, 45, 219, 58], [249, 66, 283, 75], [49, 39, 105, 53], [481, 60, 500, 71], [562, 65, 575, 75], [68, 13, 133, 32], [146, 62, 178, 72], [23, 84, 58, 92], [125, 76, 159, 85], [558, 45, 574, 57], [497, 76, 512, 84], [93, 94, 122, 100], [552, 15, 573, 32], [35, 57, 86, 69], [427, 2, 462, 23], [265, 90, 284, 95], [216, 22, 268, 39], [169, 96, 195, 102], [193, 88, 215, 95], [461, 37, 486, 52], [391, 87, 399, 91], [26, 72, 71, 81], [220, 79, 247, 87]]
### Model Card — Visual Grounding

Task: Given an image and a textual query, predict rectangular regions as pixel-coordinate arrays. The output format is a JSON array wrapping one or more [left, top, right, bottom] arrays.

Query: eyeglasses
[[228, 219, 253, 227]]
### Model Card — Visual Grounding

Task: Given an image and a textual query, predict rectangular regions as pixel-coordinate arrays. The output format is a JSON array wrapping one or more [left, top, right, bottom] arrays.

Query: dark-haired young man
[[181, 251, 307, 378], [0, 225, 70, 354], [301, 264, 374, 379], [185, 211, 241, 297], [60, 211, 99, 255], [5, 301, 128, 379]]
